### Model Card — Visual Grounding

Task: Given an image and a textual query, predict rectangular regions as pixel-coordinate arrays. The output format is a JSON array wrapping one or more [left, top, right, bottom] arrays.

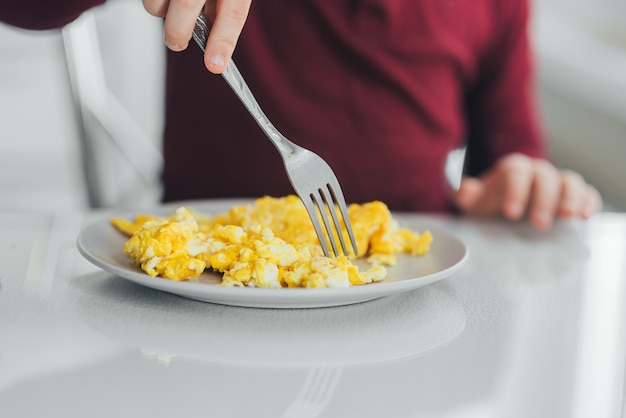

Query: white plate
[[77, 201, 469, 308]]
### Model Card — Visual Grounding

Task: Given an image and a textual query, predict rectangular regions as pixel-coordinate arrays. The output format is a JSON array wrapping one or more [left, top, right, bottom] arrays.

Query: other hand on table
[[452, 153, 603, 229]]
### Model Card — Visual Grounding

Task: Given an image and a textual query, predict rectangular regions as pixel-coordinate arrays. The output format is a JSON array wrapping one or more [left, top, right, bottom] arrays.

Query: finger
[[203, 0, 251, 74], [582, 185, 603, 219], [453, 177, 487, 213], [162, 0, 206, 51], [143, 0, 170, 17], [528, 160, 561, 229], [557, 170, 586, 217], [498, 154, 534, 220]]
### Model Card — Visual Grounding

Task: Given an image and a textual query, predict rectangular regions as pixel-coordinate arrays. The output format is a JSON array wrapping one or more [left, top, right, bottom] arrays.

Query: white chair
[[61, 0, 165, 208]]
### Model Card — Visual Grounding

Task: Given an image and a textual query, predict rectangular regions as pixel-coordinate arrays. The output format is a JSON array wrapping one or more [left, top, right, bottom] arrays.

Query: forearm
[[0, 0, 105, 30]]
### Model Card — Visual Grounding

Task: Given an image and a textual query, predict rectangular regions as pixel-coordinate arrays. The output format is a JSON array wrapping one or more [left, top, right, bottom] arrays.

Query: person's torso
[[162, 0, 503, 211]]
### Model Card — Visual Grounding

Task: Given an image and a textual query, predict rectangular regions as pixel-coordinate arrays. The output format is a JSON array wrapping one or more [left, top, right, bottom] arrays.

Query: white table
[[1, 209, 625, 418]]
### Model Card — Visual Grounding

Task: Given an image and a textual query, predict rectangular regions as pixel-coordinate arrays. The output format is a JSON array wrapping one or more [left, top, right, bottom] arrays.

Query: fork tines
[[304, 184, 358, 258]]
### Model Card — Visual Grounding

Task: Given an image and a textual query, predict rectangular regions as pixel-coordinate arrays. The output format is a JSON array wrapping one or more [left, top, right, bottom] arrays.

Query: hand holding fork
[[191, 13, 358, 258]]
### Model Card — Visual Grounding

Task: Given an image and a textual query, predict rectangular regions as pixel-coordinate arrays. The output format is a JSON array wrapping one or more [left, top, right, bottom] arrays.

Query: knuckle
[[212, 33, 237, 49], [561, 169, 584, 185], [498, 152, 530, 172], [176, 0, 201, 11], [222, 1, 250, 24], [532, 159, 557, 177]]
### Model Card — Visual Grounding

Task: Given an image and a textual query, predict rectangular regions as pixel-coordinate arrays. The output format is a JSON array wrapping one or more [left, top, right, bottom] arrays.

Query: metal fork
[[192, 13, 358, 257]]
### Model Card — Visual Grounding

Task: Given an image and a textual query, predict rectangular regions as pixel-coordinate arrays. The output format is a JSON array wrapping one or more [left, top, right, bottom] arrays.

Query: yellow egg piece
[[115, 196, 433, 288]]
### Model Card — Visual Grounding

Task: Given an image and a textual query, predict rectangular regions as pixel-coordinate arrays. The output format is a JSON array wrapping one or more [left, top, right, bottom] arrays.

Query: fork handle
[[192, 13, 297, 158]]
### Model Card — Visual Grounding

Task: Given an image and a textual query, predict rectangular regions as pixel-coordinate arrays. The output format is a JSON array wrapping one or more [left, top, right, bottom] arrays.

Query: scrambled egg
[[111, 195, 433, 288]]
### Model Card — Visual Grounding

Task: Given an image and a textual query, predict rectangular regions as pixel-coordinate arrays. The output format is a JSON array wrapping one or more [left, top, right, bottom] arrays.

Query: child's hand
[[452, 153, 602, 229], [143, 0, 251, 74]]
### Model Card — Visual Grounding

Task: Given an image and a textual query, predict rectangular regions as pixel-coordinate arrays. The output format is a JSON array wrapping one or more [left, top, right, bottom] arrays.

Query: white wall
[[533, 0, 626, 210]]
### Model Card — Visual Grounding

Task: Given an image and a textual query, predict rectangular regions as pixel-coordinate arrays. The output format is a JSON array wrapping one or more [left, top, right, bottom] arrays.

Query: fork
[[192, 13, 358, 257]]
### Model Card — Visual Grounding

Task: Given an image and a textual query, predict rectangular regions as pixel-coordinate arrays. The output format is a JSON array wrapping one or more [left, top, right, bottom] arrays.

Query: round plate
[[77, 201, 469, 308]]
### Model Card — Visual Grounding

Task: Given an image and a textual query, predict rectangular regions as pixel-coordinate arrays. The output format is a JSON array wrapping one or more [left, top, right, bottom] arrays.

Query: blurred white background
[[0, 0, 624, 212], [533, 0, 626, 212], [0, 0, 165, 211]]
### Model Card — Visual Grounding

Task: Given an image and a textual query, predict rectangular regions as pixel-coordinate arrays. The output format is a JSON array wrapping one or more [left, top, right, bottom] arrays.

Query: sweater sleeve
[[0, 0, 105, 30], [463, 0, 546, 177]]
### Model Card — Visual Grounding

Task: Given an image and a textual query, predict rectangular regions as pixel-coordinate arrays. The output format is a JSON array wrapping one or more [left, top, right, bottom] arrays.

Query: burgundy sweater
[[0, 0, 545, 212]]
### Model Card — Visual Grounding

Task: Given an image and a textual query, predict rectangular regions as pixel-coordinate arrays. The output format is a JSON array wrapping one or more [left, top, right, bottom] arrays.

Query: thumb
[[452, 177, 487, 213]]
